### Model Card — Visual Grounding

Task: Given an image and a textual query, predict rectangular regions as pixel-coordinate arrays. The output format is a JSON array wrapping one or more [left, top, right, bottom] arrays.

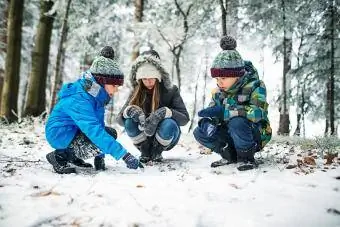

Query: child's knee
[[228, 117, 250, 130], [124, 118, 138, 131]]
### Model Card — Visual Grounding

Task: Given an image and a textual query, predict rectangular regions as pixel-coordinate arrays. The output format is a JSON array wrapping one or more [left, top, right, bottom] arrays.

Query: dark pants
[[194, 117, 261, 158], [63, 127, 117, 160]]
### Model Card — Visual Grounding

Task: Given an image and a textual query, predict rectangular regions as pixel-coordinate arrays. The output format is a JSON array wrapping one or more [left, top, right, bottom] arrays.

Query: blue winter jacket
[[45, 72, 127, 160]]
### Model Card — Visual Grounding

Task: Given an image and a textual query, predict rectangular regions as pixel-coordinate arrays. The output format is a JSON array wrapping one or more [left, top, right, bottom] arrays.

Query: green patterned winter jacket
[[209, 61, 272, 148]]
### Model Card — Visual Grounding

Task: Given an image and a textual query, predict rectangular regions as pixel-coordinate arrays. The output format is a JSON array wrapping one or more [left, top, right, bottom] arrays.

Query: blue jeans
[[193, 117, 261, 157], [124, 118, 180, 150]]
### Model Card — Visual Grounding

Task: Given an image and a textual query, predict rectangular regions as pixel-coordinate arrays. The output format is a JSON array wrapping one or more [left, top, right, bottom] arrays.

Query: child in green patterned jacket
[[193, 36, 272, 171]]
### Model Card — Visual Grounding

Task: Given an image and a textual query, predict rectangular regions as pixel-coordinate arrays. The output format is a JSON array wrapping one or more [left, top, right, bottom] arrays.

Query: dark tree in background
[[24, 0, 55, 117], [0, 0, 24, 122]]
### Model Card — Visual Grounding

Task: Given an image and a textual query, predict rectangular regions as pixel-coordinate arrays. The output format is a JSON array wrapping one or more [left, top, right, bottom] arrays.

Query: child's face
[[216, 77, 238, 90], [104, 84, 119, 98], [142, 78, 157, 90]]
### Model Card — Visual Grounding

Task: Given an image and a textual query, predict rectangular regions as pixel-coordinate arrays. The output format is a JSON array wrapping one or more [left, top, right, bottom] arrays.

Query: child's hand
[[144, 107, 172, 136], [198, 106, 224, 119], [123, 152, 143, 169], [198, 118, 218, 137], [124, 105, 145, 123]]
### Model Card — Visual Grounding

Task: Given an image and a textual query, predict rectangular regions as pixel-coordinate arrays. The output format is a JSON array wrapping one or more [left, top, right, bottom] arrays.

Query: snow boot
[[151, 139, 166, 162], [211, 144, 237, 168], [237, 157, 257, 171], [46, 150, 76, 174], [236, 145, 259, 171], [137, 139, 152, 163]]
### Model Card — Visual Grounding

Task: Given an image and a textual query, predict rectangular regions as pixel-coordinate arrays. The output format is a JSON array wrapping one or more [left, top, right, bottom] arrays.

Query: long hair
[[129, 80, 160, 113]]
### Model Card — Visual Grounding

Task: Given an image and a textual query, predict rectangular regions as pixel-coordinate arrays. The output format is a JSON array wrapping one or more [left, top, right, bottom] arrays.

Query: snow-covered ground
[[1, 120, 340, 227]]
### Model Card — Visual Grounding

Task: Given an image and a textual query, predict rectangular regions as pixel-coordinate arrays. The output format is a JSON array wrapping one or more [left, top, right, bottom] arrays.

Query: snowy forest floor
[[1, 119, 340, 227]]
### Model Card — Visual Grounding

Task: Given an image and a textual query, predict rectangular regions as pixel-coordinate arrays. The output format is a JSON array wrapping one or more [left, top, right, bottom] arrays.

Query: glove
[[123, 152, 144, 169], [94, 154, 105, 171], [198, 118, 218, 137], [198, 106, 224, 119], [144, 107, 172, 136], [123, 105, 146, 124]]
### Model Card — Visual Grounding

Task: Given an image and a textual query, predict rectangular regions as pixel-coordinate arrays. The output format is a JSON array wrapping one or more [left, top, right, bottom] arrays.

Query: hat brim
[[94, 74, 124, 86], [210, 68, 245, 78]]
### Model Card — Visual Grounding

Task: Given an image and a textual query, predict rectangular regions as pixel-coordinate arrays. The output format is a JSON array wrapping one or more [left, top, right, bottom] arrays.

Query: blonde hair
[[129, 80, 160, 113]]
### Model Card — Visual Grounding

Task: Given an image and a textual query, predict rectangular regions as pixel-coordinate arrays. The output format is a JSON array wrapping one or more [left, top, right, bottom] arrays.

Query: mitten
[[198, 118, 218, 137], [123, 105, 146, 123], [198, 106, 224, 119], [144, 107, 172, 136], [123, 152, 144, 169]]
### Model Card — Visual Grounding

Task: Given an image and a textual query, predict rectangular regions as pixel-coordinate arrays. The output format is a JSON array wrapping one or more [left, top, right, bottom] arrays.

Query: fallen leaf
[[303, 156, 316, 166], [31, 190, 61, 197], [325, 153, 338, 165]]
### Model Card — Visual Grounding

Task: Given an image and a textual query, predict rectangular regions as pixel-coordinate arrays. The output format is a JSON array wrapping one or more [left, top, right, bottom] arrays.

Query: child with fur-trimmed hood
[[194, 36, 272, 171], [45, 46, 142, 174], [117, 50, 189, 163]]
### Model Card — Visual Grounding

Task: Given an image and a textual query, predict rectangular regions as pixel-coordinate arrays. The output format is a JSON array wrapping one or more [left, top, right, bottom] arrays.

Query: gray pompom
[[100, 46, 115, 60], [220, 36, 237, 50]]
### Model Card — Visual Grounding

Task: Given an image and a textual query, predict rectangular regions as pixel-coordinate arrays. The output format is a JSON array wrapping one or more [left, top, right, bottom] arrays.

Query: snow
[[1, 121, 340, 227]]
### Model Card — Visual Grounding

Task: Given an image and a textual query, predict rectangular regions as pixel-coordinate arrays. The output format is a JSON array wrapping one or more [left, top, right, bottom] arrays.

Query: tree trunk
[[0, 0, 8, 55], [277, 0, 292, 136], [0, 76, 3, 108], [23, 0, 55, 117], [131, 0, 144, 61], [219, 0, 227, 35], [49, 0, 72, 112], [174, 47, 182, 91], [0, 0, 24, 122], [227, 0, 238, 37], [188, 72, 200, 132], [328, 0, 335, 135]]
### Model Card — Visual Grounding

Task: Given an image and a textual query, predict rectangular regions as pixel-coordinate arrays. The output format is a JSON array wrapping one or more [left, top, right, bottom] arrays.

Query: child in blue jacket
[[45, 46, 142, 174]]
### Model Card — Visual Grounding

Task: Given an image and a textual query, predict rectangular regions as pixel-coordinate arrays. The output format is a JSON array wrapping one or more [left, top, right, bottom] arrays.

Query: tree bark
[[328, 0, 335, 135], [0, 0, 24, 122], [49, 0, 72, 112], [219, 0, 227, 35], [277, 0, 292, 135], [23, 0, 55, 117], [131, 0, 144, 61]]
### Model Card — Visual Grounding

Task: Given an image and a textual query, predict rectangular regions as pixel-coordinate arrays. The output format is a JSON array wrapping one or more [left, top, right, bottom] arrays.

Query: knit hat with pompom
[[210, 36, 245, 78], [89, 46, 124, 85]]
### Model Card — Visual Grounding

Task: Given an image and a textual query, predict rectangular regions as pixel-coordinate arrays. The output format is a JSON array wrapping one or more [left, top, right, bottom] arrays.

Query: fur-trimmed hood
[[129, 55, 173, 89]]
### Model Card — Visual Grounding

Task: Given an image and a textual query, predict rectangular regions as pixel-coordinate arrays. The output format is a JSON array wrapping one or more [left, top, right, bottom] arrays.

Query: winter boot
[[237, 156, 257, 171], [68, 149, 93, 168], [236, 145, 258, 171], [211, 144, 237, 168], [136, 139, 152, 163], [46, 150, 76, 174], [151, 140, 166, 162], [94, 155, 105, 171]]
